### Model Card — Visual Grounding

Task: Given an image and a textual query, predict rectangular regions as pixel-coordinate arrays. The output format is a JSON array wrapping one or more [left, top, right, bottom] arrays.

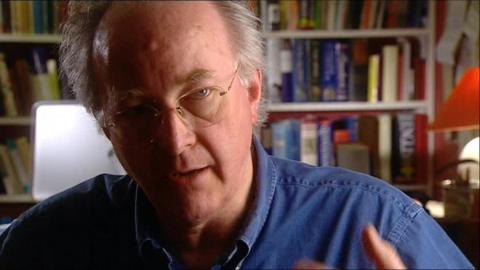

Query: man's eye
[[187, 88, 213, 100]]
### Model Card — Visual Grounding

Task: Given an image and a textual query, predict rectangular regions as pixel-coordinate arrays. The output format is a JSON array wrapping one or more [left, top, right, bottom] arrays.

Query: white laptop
[[31, 101, 125, 201]]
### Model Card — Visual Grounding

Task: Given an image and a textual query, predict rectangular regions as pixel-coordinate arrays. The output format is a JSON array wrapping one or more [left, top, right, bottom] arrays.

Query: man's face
[[92, 2, 261, 225]]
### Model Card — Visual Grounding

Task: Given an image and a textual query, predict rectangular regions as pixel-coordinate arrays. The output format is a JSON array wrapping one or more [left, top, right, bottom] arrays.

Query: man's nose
[[154, 109, 196, 155]]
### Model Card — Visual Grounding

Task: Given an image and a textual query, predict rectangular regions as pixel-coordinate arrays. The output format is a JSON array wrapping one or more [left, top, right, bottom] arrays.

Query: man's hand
[[293, 224, 406, 269]]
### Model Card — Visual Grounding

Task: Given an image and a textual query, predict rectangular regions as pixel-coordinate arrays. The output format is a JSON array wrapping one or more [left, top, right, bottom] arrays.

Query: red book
[[415, 114, 428, 184]]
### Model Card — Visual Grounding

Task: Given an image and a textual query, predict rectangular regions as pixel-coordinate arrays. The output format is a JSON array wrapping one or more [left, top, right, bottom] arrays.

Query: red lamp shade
[[429, 67, 480, 132]]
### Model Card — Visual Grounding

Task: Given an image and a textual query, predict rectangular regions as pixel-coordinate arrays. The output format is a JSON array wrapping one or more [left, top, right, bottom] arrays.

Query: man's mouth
[[169, 167, 207, 179]]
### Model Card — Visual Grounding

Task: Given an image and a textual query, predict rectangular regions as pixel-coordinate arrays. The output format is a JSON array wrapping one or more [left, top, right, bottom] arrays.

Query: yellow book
[[0, 145, 23, 194], [367, 54, 379, 103], [0, 53, 19, 116]]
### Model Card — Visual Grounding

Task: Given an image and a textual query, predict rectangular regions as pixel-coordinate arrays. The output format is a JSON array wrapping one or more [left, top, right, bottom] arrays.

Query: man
[[0, 1, 473, 269]]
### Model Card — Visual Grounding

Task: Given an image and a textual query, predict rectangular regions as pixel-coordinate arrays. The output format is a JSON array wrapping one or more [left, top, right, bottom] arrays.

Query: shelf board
[[0, 33, 61, 43], [267, 101, 427, 112], [0, 116, 32, 126], [262, 28, 430, 39], [0, 194, 35, 203]]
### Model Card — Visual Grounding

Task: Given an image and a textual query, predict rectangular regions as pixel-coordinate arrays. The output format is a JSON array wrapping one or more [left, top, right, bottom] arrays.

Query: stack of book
[[0, 136, 32, 195], [0, 49, 61, 117], [266, 38, 425, 104], [0, 1, 67, 34], [261, 112, 428, 184], [255, 0, 427, 31]]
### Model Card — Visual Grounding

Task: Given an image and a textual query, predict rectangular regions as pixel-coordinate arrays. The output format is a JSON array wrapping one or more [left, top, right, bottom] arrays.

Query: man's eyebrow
[[179, 69, 216, 84]]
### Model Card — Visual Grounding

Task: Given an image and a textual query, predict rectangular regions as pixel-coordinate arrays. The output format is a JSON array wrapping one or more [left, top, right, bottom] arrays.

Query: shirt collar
[[133, 135, 278, 265], [236, 135, 277, 249]]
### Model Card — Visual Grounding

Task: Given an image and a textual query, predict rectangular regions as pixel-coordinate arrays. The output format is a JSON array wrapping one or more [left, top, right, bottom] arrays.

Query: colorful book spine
[[272, 119, 300, 161], [367, 54, 380, 102], [335, 41, 350, 101], [320, 40, 337, 101], [317, 119, 334, 166], [300, 118, 318, 166], [391, 113, 416, 183]]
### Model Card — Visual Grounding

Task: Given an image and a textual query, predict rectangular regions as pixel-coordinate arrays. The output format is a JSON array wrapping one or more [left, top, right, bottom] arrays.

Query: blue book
[[272, 119, 301, 161], [293, 40, 308, 102], [317, 119, 334, 166], [280, 40, 294, 102], [335, 41, 350, 101], [33, 1, 44, 34], [320, 40, 337, 101]]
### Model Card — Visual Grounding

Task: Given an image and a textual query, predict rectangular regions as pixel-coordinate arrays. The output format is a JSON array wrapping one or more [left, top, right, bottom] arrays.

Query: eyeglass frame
[[98, 65, 239, 142]]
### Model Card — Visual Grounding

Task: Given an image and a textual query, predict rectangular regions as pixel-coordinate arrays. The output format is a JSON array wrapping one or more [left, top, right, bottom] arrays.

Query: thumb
[[362, 224, 406, 269]]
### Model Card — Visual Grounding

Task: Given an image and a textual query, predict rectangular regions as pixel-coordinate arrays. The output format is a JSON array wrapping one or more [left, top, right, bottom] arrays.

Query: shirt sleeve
[[394, 209, 474, 269]]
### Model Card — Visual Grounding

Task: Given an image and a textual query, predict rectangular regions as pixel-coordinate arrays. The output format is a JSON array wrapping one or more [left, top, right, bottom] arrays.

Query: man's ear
[[248, 69, 262, 124]]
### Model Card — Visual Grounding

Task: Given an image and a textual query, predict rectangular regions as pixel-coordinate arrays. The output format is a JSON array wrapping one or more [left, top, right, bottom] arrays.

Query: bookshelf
[[260, 0, 436, 196], [1, 1, 65, 208]]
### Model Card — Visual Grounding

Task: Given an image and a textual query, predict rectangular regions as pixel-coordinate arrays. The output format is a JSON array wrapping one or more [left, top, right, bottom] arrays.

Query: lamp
[[429, 67, 479, 219]]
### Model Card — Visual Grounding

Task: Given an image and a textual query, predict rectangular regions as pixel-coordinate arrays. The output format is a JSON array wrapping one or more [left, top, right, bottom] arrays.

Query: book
[[358, 115, 379, 177], [292, 39, 308, 102], [391, 113, 416, 183], [266, 39, 282, 103], [280, 40, 293, 102], [335, 41, 350, 101], [367, 54, 380, 102], [381, 45, 399, 102], [309, 39, 322, 101], [0, 53, 18, 116], [15, 136, 32, 183], [6, 140, 29, 193], [0, 144, 23, 194], [300, 117, 318, 166], [348, 40, 368, 101], [378, 113, 392, 182], [320, 40, 337, 101], [317, 119, 334, 166], [397, 38, 414, 101], [336, 143, 370, 174], [272, 119, 300, 160]]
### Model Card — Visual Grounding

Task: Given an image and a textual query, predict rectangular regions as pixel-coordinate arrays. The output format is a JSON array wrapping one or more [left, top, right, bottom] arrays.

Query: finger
[[362, 224, 406, 270], [293, 260, 330, 270]]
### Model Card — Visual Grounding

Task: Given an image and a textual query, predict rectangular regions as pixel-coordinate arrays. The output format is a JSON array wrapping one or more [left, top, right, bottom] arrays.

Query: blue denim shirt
[[0, 137, 473, 269]]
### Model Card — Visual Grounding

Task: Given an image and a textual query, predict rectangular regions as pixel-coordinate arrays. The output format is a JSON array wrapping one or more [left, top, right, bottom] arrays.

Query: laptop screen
[[31, 101, 125, 201]]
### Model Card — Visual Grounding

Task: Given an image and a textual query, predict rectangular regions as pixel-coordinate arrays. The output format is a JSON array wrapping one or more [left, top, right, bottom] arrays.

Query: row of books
[[256, 0, 428, 32], [0, 136, 32, 195], [266, 38, 425, 103], [261, 112, 428, 184], [0, 1, 67, 34], [0, 48, 61, 117]]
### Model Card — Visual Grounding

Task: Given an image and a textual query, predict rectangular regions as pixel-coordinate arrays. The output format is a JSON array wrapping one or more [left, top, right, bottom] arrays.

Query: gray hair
[[59, 1, 267, 126]]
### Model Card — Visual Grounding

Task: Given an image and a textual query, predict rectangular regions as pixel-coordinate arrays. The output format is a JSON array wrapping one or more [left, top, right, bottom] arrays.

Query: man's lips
[[169, 167, 207, 179]]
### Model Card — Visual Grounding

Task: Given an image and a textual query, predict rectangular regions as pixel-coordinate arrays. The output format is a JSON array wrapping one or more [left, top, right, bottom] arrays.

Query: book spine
[[335, 41, 350, 101], [309, 39, 322, 101], [381, 45, 399, 102], [0, 53, 19, 116], [0, 145, 23, 194], [6, 140, 29, 193], [300, 119, 318, 166], [391, 113, 416, 183], [378, 113, 392, 182], [317, 119, 334, 166], [320, 40, 337, 101], [367, 54, 379, 102], [293, 39, 308, 102]]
